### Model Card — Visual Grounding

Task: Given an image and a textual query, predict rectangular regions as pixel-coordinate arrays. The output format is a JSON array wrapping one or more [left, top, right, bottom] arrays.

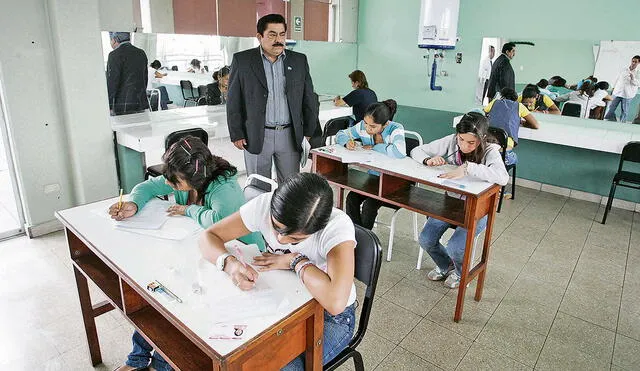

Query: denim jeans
[[605, 96, 631, 122], [281, 303, 357, 371], [418, 216, 488, 275], [505, 150, 518, 166], [126, 330, 172, 371]]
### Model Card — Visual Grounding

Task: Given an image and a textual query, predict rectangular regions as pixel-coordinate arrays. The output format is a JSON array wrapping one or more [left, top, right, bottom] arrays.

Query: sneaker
[[444, 271, 460, 289], [427, 266, 453, 281]]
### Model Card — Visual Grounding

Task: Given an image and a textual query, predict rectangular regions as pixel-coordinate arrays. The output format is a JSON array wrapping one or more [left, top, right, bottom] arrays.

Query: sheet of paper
[[114, 198, 171, 230], [118, 215, 202, 240]]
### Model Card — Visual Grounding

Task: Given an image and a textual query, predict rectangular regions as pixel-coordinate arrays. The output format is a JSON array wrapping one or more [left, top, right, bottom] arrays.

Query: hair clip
[[194, 159, 199, 175], [204, 166, 206, 177], [180, 145, 190, 155], [183, 139, 192, 149]]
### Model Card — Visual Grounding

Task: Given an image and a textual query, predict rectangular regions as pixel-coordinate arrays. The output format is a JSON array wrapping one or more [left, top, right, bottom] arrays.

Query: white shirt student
[[605, 56, 640, 122], [199, 173, 357, 370]]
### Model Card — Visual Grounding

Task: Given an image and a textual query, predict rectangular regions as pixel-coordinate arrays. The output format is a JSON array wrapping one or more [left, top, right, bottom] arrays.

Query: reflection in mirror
[[477, 37, 640, 123], [135, 0, 358, 43]]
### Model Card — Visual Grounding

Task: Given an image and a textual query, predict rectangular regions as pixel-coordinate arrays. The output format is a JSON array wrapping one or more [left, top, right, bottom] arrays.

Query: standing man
[[226, 14, 317, 185], [605, 55, 640, 122], [487, 42, 516, 100], [106, 32, 149, 115], [475, 45, 495, 104]]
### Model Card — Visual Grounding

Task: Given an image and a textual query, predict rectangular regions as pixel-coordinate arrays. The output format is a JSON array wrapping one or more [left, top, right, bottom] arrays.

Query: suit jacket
[[226, 47, 317, 154], [487, 54, 515, 99], [106, 42, 149, 115]]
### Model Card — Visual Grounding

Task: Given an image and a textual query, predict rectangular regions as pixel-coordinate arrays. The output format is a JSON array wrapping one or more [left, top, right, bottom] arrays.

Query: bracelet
[[289, 253, 307, 271], [296, 261, 314, 280], [216, 253, 232, 271]]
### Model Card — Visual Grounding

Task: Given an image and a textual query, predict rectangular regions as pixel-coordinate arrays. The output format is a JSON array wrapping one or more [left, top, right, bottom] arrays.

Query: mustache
[[272, 42, 285, 47]]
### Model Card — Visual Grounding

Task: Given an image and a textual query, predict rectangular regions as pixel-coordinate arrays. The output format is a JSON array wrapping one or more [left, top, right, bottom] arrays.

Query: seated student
[[571, 75, 597, 90], [518, 84, 560, 114], [536, 79, 558, 99], [484, 87, 539, 165], [187, 58, 205, 74], [556, 80, 595, 117], [547, 76, 572, 96], [199, 173, 357, 371], [410, 112, 508, 288], [333, 70, 378, 124], [110, 136, 262, 371], [206, 66, 230, 105], [147, 60, 171, 110], [335, 100, 406, 229], [589, 81, 612, 118]]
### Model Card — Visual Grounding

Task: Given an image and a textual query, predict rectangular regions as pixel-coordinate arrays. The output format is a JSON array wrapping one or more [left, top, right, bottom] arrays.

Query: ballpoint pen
[[118, 188, 124, 210]]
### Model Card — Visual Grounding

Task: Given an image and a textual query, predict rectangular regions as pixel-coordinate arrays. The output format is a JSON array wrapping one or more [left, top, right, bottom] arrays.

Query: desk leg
[[73, 265, 102, 366], [305, 303, 324, 370], [475, 191, 499, 302], [454, 217, 477, 323], [336, 188, 345, 210]]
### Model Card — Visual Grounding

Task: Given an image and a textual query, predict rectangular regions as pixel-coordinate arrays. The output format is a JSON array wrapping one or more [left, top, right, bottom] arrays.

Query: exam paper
[[114, 199, 170, 230]]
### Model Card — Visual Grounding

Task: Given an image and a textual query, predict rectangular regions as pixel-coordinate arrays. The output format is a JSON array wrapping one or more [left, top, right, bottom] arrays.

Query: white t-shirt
[[612, 67, 640, 99], [147, 67, 156, 90], [239, 192, 357, 306], [590, 89, 609, 109]]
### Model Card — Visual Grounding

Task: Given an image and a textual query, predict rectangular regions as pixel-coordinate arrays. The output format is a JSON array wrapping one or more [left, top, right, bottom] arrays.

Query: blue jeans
[[418, 216, 488, 275], [126, 331, 172, 371], [281, 303, 357, 371], [605, 96, 631, 122], [505, 149, 518, 166]]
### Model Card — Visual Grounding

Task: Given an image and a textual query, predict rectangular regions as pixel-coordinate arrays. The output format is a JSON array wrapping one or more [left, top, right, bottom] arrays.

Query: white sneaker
[[427, 266, 453, 281], [444, 271, 460, 289]]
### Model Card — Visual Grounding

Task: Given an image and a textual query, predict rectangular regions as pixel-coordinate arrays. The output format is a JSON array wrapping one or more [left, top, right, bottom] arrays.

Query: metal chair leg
[[496, 185, 505, 213], [352, 351, 365, 371], [386, 209, 401, 262], [601, 181, 617, 224], [413, 212, 419, 241], [511, 165, 517, 200], [417, 246, 424, 270]]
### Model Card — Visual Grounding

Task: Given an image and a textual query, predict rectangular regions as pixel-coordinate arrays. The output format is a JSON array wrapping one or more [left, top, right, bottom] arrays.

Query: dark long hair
[[270, 173, 333, 235], [348, 70, 369, 89], [455, 112, 488, 164], [162, 136, 237, 204], [365, 99, 398, 124]]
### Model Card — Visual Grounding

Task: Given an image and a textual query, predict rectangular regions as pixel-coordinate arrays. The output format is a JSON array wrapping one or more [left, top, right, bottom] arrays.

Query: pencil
[[443, 152, 456, 160], [118, 189, 123, 210], [347, 129, 355, 145]]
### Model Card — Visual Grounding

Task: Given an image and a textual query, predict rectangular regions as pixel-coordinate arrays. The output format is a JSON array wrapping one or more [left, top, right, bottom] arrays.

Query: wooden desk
[[56, 199, 324, 370], [311, 146, 501, 322]]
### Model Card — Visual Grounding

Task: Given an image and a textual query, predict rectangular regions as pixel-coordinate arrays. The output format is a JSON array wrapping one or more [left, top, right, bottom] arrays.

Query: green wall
[[293, 40, 357, 95], [356, 1, 640, 203]]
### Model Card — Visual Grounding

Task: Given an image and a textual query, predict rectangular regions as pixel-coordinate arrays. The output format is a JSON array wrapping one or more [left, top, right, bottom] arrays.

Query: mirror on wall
[[135, 0, 358, 43], [476, 37, 640, 123]]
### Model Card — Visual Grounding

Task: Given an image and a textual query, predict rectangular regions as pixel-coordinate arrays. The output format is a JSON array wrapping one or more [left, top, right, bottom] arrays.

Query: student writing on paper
[[199, 173, 357, 371], [111, 136, 262, 371], [335, 100, 407, 229], [410, 112, 508, 289]]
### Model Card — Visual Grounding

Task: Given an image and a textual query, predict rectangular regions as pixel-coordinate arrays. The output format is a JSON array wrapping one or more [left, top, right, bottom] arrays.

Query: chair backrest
[[179, 80, 195, 99], [322, 116, 351, 145], [197, 96, 208, 106], [350, 225, 382, 349], [147, 89, 160, 111], [203, 65, 209, 72], [164, 128, 208, 151], [618, 141, 640, 172], [171, 65, 178, 71], [561, 102, 582, 117], [197, 85, 208, 97], [243, 174, 278, 201], [487, 126, 508, 163], [404, 130, 423, 156]]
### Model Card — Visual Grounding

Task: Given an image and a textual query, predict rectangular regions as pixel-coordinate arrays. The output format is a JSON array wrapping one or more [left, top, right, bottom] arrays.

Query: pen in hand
[[234, 247, 255, 283]]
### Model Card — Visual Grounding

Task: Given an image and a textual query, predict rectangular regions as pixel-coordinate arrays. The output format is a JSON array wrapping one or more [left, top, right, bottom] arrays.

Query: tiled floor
[[1, 186, 639, 370]]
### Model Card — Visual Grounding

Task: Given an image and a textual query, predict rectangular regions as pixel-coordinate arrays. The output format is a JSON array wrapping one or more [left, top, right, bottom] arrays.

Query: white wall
[[0, 0, 128, 233], [149, 0, 175, 34], [99, 0, 136, 31]]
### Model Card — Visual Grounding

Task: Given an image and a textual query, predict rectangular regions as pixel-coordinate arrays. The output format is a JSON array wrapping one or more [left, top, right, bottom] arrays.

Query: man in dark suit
[[106, 32, 148, 115], [487, 42, 516, 100], [226, 14, 317, 185]]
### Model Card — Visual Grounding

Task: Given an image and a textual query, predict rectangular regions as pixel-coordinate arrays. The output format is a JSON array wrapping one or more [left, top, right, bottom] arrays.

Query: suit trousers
[[244, 126, 300, 189]]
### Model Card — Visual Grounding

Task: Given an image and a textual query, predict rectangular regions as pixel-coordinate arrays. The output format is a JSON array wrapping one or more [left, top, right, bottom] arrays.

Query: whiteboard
[[593, 41, 640, 85]]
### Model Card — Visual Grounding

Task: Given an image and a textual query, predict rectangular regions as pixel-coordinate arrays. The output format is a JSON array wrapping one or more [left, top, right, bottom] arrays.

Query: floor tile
[[547, 312, 615, 361], [559, 274, 622, 331], [491, 298, 557, 336], [501, 274, 565, 310], [613, 334, 640, 370], [350, 331, 397, 371], [381, 278, 444, 316], [456, 342, 531, 371], [534, 337, 609, 370], [425, 296, 491, 340], [399, 318, 472, 370], [476, 316, 546, 367], [374, 346, 442, 371], [368, 297, 422, 344]]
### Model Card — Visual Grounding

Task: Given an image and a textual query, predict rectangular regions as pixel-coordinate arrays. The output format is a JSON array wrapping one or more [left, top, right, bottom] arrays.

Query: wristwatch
[[216, 253, 232, 271]]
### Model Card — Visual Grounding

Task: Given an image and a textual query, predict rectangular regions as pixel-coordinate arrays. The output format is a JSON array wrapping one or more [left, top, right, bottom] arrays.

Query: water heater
[[417, 0, 460, 49]]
